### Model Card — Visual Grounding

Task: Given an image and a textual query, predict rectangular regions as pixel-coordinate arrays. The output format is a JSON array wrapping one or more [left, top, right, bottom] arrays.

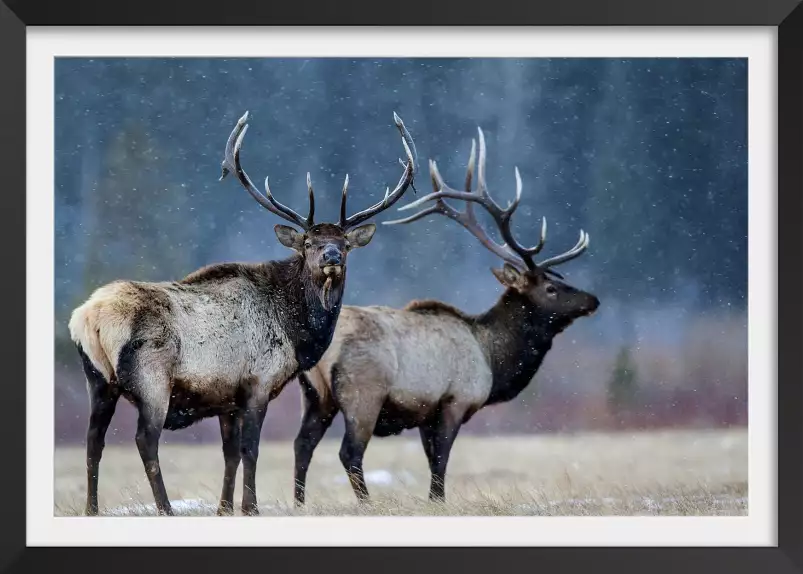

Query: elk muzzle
[[317, 246, 345, 311], [580, 294, 600, 316], [321, 246, 344, 278]]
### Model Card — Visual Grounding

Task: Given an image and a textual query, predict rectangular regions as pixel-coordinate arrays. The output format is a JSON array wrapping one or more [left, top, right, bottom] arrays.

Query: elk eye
[[546, 284, 557, 295], [304, 240, 312, 249]]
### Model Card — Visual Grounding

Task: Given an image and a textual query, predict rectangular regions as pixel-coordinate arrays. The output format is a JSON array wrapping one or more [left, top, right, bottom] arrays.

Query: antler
[[220, 111, 315, 230], [339, 112, 417, 230], [385, 126, 589, 273]]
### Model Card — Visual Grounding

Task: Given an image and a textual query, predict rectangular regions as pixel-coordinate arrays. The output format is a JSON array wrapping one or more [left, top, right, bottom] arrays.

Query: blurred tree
[[82, 121, 199, 296], [607, 344, 639, 412]]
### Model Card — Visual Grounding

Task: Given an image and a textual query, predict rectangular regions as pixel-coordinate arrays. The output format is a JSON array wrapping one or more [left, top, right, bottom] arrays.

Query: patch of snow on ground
[[103, 498, 217, 516], [103, 498, 286, 516], [331, 469, 418, 485]]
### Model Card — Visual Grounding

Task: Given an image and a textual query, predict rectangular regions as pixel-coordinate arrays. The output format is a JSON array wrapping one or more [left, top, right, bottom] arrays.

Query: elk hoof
[[216, 502, 235, 516], [242, 504, 260, 516]]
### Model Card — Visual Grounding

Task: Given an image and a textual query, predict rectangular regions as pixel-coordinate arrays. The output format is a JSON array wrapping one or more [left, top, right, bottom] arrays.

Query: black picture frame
[[1, 1, 800, 572]]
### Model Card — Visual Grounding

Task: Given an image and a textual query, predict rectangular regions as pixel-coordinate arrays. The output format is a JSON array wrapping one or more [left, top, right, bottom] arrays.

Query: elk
[[68, 110, 416, 516], [292, 127, 599, 505]]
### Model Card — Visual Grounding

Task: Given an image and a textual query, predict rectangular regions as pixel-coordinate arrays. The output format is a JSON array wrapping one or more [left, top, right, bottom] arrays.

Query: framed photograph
[[2, 0, 801, 571]]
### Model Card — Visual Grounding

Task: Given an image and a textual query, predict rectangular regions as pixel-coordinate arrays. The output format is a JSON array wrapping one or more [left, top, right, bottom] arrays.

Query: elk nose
[[322, 247, 342, 266]]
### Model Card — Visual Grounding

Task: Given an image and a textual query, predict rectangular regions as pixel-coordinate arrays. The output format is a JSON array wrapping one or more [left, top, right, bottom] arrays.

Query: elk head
[[386, 125, 599, 329], [220, 111, 416, 310]]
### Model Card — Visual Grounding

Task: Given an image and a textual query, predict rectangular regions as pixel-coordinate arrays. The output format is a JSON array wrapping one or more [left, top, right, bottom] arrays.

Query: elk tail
[[68, 298, 116, 383]]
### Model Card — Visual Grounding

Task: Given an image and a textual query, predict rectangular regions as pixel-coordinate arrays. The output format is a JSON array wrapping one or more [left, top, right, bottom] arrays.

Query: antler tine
[[477, 130, 542, 268], [537, 230, 590, 269], [478, 129, 583, 269], [459, 139, 523, 263], [220, 111, 313, 230], [341, 112, 417, 230], [475, 127, 520, 216], [338, 174, 349, 227], [462, 138, 481, 229], [262, 175, 314, 230], [465, 138, 477, 192], [474, 127, 501, 212], [305, 172, 315, 227]]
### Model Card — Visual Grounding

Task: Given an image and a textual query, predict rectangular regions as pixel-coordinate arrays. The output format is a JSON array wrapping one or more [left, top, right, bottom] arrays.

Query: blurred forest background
[[54, 57, 747, 445]]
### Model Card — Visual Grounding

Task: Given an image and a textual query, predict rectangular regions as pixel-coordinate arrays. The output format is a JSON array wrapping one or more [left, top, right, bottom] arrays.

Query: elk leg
[[134, 390, 172, 516], [332, 366, 383, 504], [418, 423, 437, 484], [217, 411, 242, 515], [293, 385, 337, 507], [339, 418, 373, 503], [85, 380, 120, 516], [421, 406, 463, 502], [240, 401, 268, 516]]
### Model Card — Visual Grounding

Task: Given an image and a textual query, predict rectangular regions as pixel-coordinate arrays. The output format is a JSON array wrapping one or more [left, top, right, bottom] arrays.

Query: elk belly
[[373, 398, 437, 437]]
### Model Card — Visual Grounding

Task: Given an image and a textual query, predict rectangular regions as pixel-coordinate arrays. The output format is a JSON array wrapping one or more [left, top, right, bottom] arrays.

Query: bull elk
[[68, 110, 416, 516], [292, 126, 598, 505]]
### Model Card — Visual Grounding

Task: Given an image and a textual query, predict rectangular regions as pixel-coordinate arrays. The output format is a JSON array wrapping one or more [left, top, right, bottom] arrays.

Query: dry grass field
[[54, 427, 747, 517]]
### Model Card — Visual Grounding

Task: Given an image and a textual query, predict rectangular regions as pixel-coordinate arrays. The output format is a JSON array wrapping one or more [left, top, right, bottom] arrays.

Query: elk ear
[[491, 263, 523, 288], [344, 223, 376, 249], [274, 224, 304, 251]]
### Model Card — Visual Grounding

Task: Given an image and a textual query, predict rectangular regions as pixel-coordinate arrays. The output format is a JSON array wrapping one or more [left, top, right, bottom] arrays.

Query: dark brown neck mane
[[473, 289, 563, 405]]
